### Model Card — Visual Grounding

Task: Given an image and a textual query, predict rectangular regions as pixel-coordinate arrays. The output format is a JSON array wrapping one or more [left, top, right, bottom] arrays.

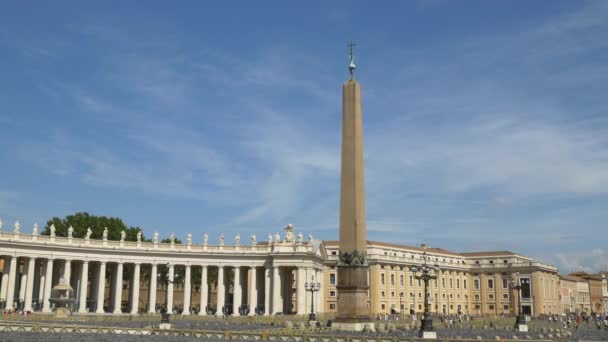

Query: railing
[[0, 231, 304, 254]]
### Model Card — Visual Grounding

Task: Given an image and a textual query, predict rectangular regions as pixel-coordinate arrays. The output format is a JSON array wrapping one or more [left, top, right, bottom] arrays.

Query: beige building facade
[[323, 241, 560, 317]]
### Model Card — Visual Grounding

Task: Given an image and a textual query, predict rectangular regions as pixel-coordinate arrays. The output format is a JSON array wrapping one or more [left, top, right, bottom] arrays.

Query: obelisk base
[[333, 267, 372, 332]]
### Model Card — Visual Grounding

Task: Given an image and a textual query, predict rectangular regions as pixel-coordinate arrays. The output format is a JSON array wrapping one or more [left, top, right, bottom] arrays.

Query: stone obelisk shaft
[[335, 78, 371, 330], [339, 79, 367, 254]]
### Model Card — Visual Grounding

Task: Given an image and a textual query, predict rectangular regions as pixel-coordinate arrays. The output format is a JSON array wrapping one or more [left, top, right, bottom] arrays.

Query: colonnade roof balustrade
[[0, 222, 327, 268]]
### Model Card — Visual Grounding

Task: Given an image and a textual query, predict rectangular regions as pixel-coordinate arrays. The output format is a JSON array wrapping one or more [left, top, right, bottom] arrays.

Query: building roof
[[569, 272, 604, 280], [323, 240, 462, 257], [459, 251, 517, 257], [560, 274, 587, 282]]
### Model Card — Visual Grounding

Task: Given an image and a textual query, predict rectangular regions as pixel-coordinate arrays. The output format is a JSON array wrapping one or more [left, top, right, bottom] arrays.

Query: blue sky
[[1, 1, 607, 272]]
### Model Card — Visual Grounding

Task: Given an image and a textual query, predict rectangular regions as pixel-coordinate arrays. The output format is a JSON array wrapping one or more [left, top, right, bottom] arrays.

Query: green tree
[[43, 212, 144, 241]]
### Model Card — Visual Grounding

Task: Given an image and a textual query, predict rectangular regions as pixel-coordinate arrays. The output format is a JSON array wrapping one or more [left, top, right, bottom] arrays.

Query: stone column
[[38, 261, 46, 309], [216, 265, 224, 316], [19, 271, 27, 303], [272, 266, 281, 314], [78, 261, 89, 313], [248, 267, 257, 316], [233, 266, 241, 316], [5, 256, 18, 310], [63, 260, 71, 284], [42, 259, 54, 312], [0, 257, 9, 302], [167, 264, 174, 313], [148, 264, 157, 313], [131, 263, 140, 314], [96, 261, 106, 313], [264, 266, 271, 315], [183, 265, 191, 315], [23, 257, 36, 312], [296, 267, 306, 315], [316, 268, 324, 314], [113, 262, 123, 313], [199, 265, 208, 315]]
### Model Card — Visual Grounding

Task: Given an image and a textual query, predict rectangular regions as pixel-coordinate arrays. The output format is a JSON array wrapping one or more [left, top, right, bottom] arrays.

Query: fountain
[[48, 277, 75, 318]]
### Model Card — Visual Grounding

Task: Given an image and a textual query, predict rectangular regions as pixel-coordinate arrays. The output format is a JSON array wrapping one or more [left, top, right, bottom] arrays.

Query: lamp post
[[304, 275, 321, 321], [510, 272, 527, 331], [411, 251, 441, 339], [158, 264, 179, 323]]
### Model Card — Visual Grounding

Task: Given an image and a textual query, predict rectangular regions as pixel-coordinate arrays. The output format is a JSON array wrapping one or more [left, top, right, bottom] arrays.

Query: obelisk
[[334, 42, 372, 331]]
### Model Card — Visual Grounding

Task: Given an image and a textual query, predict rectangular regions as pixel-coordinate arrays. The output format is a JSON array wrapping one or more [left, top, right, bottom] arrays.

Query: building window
[[434, 279, 438, 288], [502, 278, 509, 289], [474, 294, 480, 300], [390, 274, 395, 286], [474, 304, 481, 310], [488, 294, 494, 300], [464, 279, 467, 289], [489, 304, 495, 310], [381, 273, 385, 285], [400, 275, 404, 286], [381, 291, 385, 298], [449, 278, 453, 288], [457, 279, 460, 289], [329, 303, 336, 310], [331, 251, 337, 255], [489, 260, 494, 264], [330, 291, 336, 297], [475, 261, 480, 264], [474, 279, 480, 290], [381, 304, 385, 310], [503, 304, 509, 310], [329, 273, 336, 285], [488, 279, 494, 289], [442, 278, 446, 288], [502, 293, 509, 299], [410, 292, 414, 299], [409, 275, 413, 286], [418, 292, 422, 298], [391, 291, 395, 298]]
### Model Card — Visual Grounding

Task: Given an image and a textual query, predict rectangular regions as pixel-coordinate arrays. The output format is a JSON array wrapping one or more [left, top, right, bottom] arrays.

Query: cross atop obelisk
[[334, 42, 372, 331], [347, 41, 356, 80]]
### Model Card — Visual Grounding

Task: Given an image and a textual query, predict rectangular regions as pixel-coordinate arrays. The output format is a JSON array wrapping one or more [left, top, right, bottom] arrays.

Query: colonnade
[[0, 255, 324, 316]]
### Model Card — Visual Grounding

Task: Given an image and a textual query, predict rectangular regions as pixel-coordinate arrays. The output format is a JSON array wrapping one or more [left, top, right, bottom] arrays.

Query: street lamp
[[510, 272, 527, 331], [411, 251, 441, 339], [158, 264, 179, 322], [304, 275, 321, 321]]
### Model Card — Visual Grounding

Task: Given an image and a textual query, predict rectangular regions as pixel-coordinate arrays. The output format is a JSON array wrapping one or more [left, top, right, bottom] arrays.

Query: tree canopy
[[43, 212, 144, 241]]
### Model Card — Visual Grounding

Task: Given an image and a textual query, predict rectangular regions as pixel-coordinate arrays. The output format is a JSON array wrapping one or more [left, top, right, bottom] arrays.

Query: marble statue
[[308, 233, 313, 242], [268, 233, 273, 244], [169, 233, 175, 244], [32, 223, 39, 235], [120, 230, 126, 241], [153, 231, 159, 243], [203, 232, 208, 245], [0, 218, 3, 230], [186, 233, 192, 245], [67, 226, 74, 238], [251, 233, 257, 245], [284, 224, 294, 242], [85, 227, 92, 239], [235, 233, 240, 246], [102, 227, 108, 240], [137, 230, 142, 242], [274, 232, 281, 243], [297, 232, 303, 243], [50, 224, 56, 238], [13, 220, 20, 234], [219, 233, 225, 246]]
